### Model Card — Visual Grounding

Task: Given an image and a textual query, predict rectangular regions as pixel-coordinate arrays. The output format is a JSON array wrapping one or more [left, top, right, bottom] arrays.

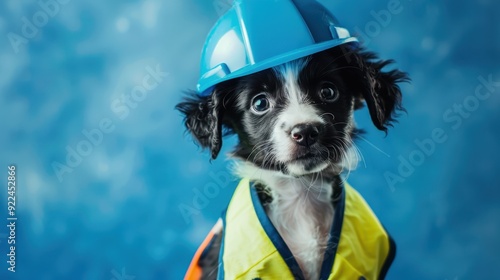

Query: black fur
[[335, 46, 410, 132], [198, 233, 222, 280], [175, 91, 225, 159]]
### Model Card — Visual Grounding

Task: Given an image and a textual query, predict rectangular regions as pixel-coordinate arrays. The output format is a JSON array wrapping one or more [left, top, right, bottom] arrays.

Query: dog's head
[[176, 46, 408, 177]]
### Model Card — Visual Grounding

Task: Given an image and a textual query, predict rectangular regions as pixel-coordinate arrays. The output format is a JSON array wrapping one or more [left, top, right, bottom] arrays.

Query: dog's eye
[[251, 94, 271, 114], [319, 86, 339, 102]]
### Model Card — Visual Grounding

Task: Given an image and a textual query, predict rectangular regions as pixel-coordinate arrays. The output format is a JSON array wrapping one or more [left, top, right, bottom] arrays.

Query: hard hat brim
[[197, 38, 359, 96]]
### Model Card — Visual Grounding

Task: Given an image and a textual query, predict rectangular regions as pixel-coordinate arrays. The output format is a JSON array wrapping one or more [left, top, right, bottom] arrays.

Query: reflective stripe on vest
[[216, 178, 395, 280]]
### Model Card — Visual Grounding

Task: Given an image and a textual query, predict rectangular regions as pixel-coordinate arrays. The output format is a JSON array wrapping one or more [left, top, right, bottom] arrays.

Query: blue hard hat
[[197, 0, 359, 95]]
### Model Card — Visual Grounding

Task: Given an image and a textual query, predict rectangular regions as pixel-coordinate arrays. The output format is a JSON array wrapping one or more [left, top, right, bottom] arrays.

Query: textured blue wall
[[0, 0, 498, 279]]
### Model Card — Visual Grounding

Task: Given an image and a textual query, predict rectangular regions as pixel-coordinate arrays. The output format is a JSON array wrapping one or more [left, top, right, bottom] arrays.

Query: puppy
[[177, 45, 408, 279]]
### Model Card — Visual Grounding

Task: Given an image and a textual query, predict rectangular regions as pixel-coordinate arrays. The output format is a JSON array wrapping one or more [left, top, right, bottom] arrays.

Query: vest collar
[[248, 180, 346, 280]]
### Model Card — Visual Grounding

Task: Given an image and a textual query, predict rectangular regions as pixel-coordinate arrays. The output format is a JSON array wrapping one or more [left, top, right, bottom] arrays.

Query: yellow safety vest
[[188, 178, 395, 280]]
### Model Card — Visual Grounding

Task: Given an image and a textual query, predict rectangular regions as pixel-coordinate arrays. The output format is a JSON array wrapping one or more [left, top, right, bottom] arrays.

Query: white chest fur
[[266, 177, 334, 280], [236, 163, 335, 280]]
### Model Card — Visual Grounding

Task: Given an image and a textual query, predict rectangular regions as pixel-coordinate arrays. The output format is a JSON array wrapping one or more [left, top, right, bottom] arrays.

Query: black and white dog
[[177, 45, 408, 279]]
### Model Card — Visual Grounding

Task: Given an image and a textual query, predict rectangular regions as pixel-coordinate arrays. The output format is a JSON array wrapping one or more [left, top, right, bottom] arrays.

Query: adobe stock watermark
[[51, 64, 169, 182], [178, 170, 233, 224], [352, 0, 410, 46], [7, 0, 72, 54], [338, 0, 411, 64], [213, 0, 232, 16], [384, 74, 500, 191], [110, 268, 135, 280]]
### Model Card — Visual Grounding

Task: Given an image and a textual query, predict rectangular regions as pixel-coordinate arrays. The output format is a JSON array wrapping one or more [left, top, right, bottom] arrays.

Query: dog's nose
[[290, 123, 322, 147]]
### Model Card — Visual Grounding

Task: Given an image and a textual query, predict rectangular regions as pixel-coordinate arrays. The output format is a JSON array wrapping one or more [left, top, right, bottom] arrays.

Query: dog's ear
[[351, 49, 410, 132], [175, 90, 224, 159]]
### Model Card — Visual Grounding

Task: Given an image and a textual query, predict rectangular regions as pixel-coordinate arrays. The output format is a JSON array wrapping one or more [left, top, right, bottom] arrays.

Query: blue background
[[0, 0, 499, 279]]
